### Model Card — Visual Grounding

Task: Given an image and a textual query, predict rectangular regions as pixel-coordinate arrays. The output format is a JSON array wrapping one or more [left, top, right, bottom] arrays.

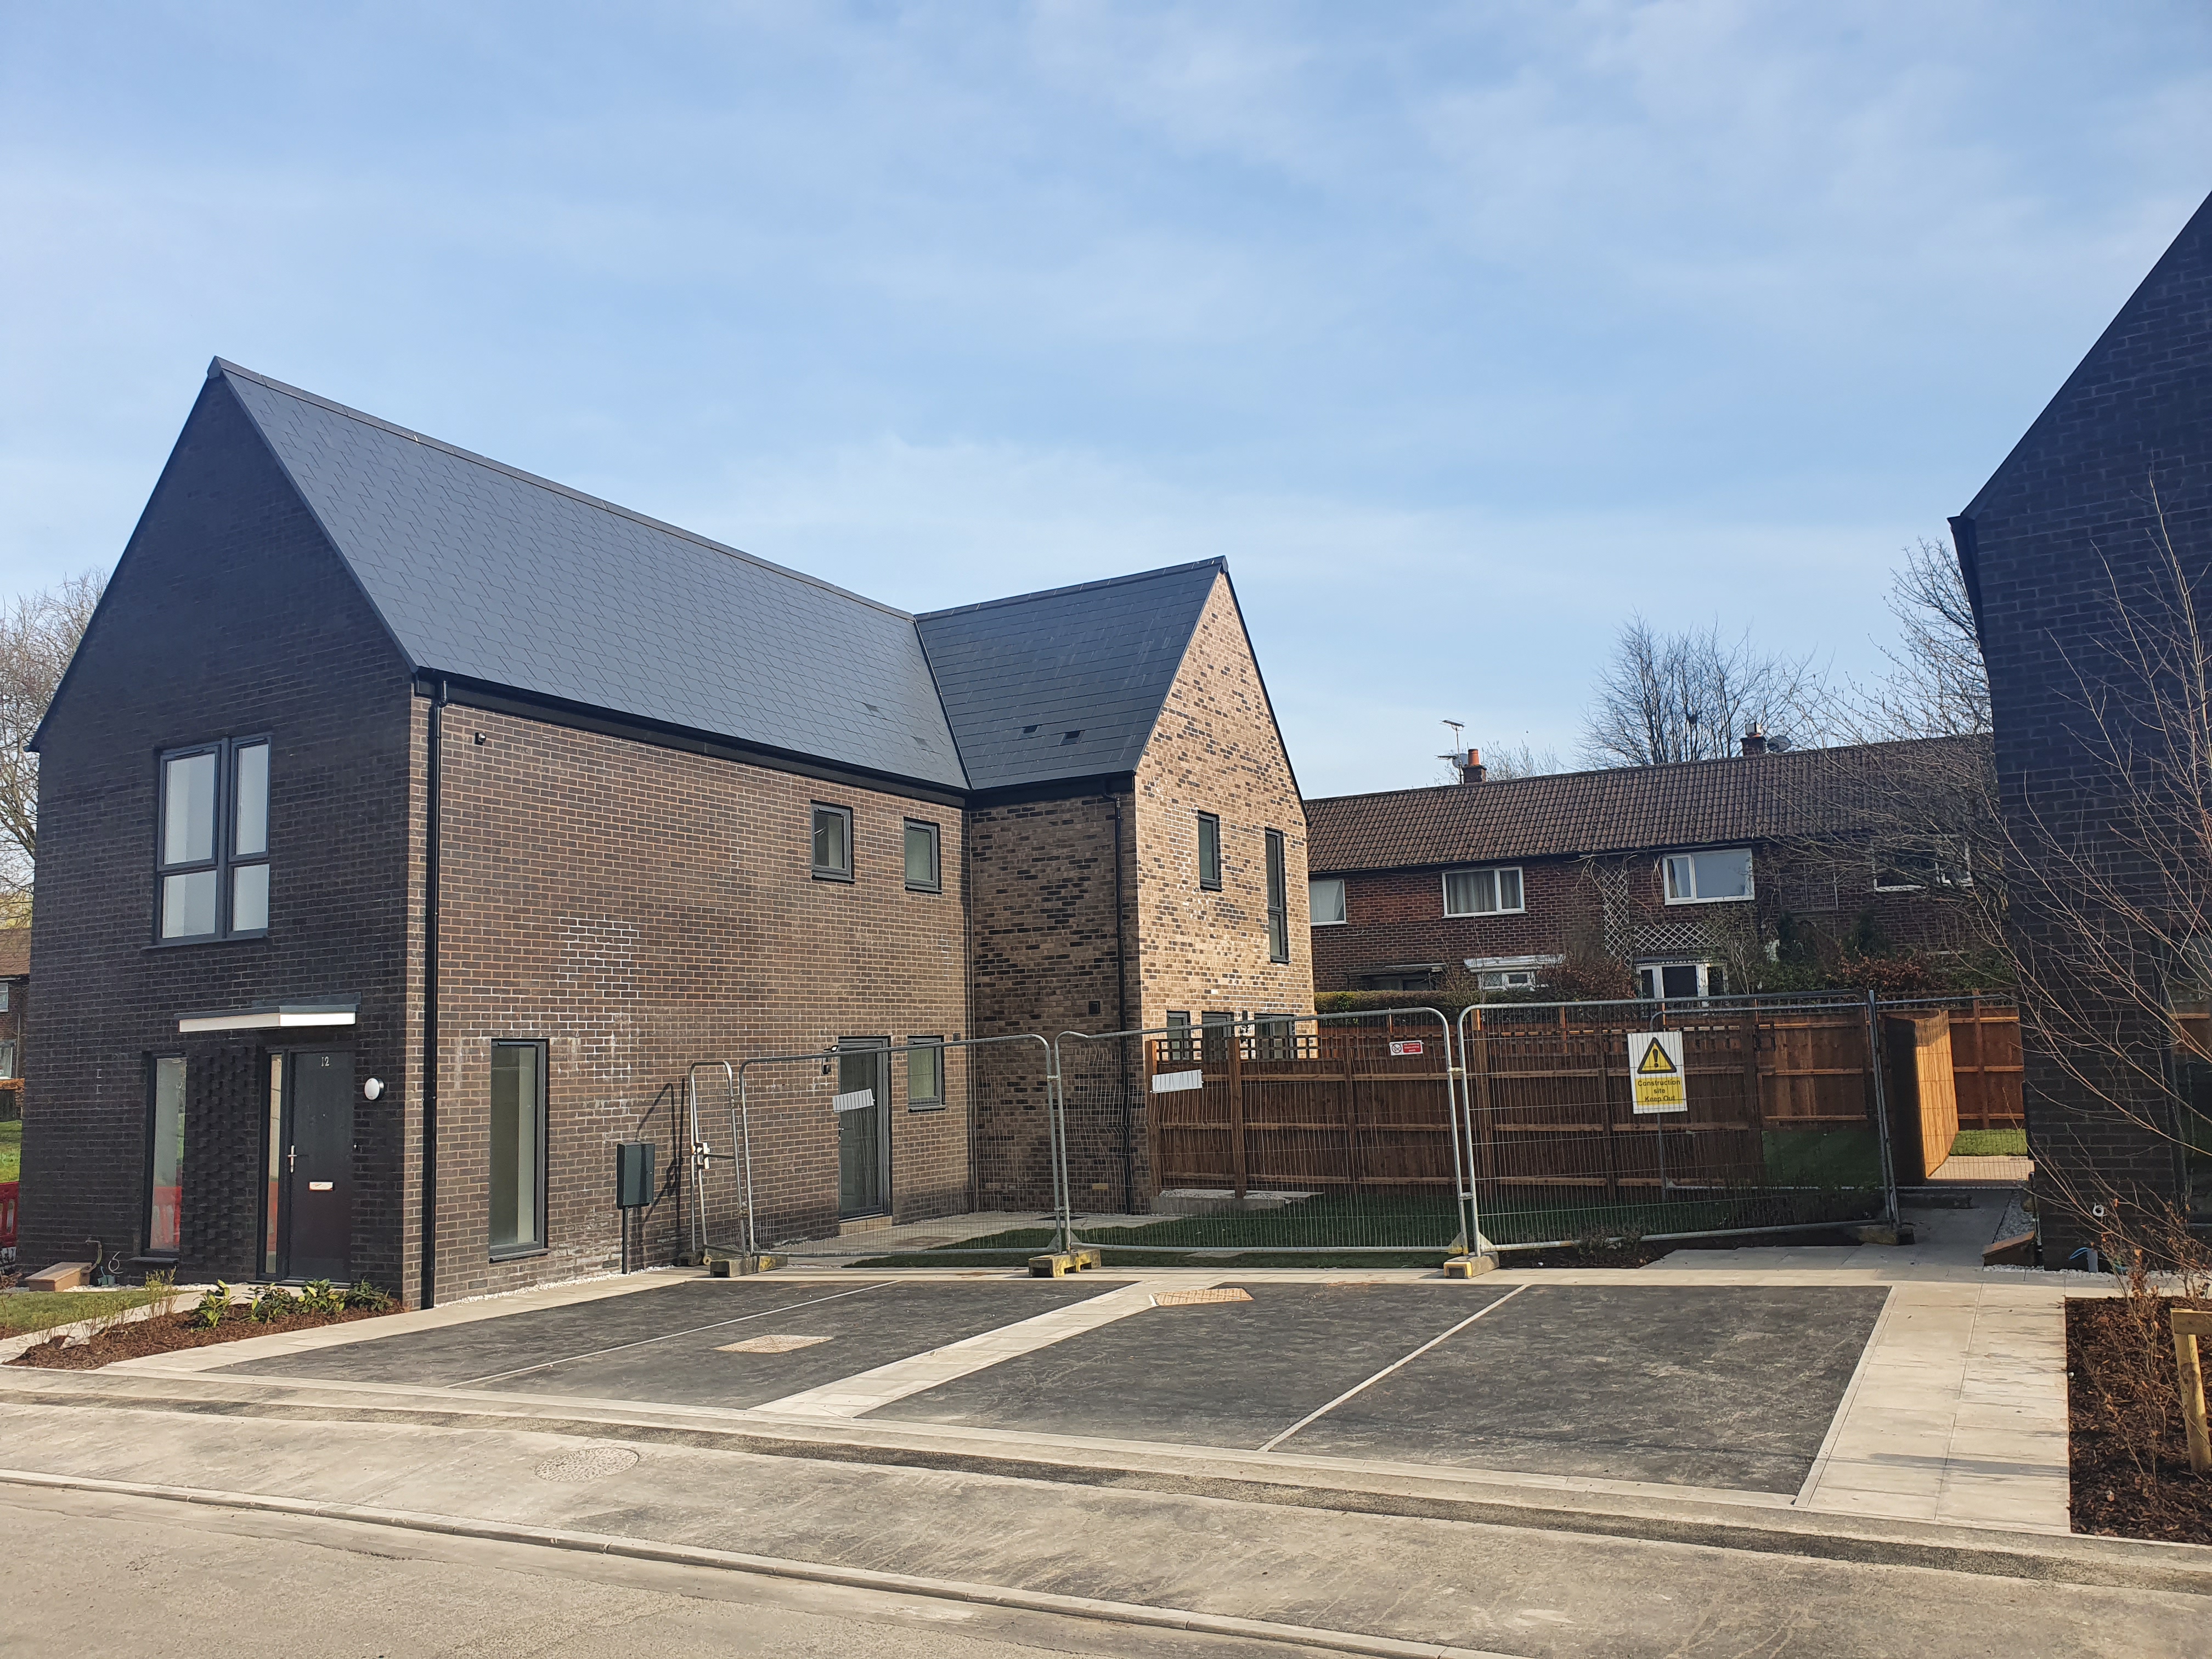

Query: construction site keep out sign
[[1628, 1030, 1687, 1114]]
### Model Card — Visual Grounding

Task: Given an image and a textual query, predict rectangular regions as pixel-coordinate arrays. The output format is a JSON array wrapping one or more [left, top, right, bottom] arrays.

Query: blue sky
[[4, 3, 2208, 797]]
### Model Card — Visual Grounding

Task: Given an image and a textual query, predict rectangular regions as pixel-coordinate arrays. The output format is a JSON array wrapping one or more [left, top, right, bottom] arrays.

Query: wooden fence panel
[[1948, 1001, 2025, 1129]]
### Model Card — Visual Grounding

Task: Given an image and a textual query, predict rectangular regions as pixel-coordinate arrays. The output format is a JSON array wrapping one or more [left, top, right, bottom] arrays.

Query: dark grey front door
[[836, 1040, 889, 1218], [282, 1050, 354, 1281]]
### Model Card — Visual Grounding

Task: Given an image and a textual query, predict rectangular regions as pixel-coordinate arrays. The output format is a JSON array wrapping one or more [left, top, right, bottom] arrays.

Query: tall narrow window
[[263, 1054, 284, 1276], [1165, 1009, 1192, 1062], [811, 804, 853, 880], [904, 820, 941, 891], [146, 1056, 185, 1256], [906, 1037, 945, 1110], [489, 1042, 547, 1256], [157, 737, 270, 940], [1197, 812, 1222, 890], [1265, 830, 1289, 962]]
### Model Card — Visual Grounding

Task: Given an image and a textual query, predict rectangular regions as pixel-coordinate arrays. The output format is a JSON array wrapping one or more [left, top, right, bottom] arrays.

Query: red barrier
[[0, 1181, 16, 1249]]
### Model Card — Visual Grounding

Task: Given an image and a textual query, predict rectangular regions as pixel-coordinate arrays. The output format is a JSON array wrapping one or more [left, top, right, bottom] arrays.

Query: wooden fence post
[[2176, 1308, 2212, 1477]]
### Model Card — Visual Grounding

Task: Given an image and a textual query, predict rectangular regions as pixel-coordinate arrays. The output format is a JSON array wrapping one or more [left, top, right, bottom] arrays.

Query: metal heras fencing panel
[[684, 1032, 1069, 1265], [1454, 992, 1899, 1252], [1054, 1008, 1474, 1262]]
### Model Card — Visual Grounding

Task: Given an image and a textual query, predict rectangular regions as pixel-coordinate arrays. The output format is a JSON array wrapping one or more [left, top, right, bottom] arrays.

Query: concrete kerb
[[5, 1363, 2209, 1595], [0, 1468, 1523, 1659]]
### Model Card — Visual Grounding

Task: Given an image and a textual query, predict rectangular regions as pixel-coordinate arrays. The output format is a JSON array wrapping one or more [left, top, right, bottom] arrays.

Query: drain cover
[[1151, 1286, 1252, 1307], [533, 1445, 641, 1483], [718, 1333, 835, 1353]]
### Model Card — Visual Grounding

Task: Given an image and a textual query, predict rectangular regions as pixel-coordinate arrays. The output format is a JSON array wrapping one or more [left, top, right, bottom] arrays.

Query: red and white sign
[[1387, 1039, 1424, 1057]]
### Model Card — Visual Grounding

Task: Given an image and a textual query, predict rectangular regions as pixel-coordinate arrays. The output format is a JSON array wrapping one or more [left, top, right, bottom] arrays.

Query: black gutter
[[420, 678, 447, 1309]]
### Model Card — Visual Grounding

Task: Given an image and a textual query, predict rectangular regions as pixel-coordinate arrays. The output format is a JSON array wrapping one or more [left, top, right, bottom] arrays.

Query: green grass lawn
[[1951, 1128, 2029, 1157], [0, 1288, 155, 1334], [0, 1118, 19, 1183]]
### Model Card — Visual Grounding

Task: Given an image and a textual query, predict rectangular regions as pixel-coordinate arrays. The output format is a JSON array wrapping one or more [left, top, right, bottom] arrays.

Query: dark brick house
[[1950, 187, 2212, 1256], [19, 360, 1310, 1300], [1307, 737, 1989, 998]]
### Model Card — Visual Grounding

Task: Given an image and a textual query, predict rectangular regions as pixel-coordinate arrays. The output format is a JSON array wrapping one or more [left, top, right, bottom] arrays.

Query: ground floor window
[[1477, 969, 1538, 991], [263, 1054, 283, 1276], [1638, 961, 1728, 1000], [146, 1056, 185, 1256], [490, 1041, 547, 1257], [906, 1037, 944, 1110], [1164, 1010, 1192, 1061]]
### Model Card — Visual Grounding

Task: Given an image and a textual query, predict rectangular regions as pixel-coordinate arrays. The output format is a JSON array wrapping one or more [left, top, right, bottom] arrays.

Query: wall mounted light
[[363, 1077, 385, 1101]]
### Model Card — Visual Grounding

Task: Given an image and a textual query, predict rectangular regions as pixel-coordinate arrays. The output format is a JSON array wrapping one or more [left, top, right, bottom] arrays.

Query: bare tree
[[1482, 741, 1562, 781], [1843, 538, 1991, 740], [1578, 616, 1829, 768], [0, 571, 105, 913]]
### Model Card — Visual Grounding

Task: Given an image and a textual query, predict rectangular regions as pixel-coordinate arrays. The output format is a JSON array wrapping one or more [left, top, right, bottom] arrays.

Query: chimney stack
[[1458, 747, 1486, 785], [1741, 724, 1768, 758]]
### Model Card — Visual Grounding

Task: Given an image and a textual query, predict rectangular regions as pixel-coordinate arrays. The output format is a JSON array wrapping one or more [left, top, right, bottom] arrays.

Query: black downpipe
[[420, 679, 447, 1309], [1111, 793, 1133, 1214]]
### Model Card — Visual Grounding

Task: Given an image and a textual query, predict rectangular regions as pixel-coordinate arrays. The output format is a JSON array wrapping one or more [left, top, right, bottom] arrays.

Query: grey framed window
[[146, 1054, 185, 1257], [1165, 1009, 1192, 1062], [811, 803, 853, 881], [1265, 830, 1289, 962], [1255, 1014, 1296, 1059], [1662, 848, 1754, 904], [1197, 812, 1222, 890], [1443, 866, 1523, 917], [489, 1041, 548, 1258], [1309, 877, 1346, 926], [906, 1037, 945, 1110], [157, 736, 270, 941], [904, 820, 941, 891]]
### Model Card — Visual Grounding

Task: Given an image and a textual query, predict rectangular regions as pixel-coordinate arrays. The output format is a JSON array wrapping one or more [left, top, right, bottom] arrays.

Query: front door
[[280, 1050, 354, 1280], [836, 1039, 889, 1218]]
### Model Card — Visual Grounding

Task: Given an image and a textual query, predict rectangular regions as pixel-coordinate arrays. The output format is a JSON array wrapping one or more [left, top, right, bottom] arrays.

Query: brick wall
[[1960, 190, 2212, 1261], [1133, 574, 1312, 1025], [21, 374, 416, 1285], [1313, 840, 1980, 992], [422, 703, 971, 1302]]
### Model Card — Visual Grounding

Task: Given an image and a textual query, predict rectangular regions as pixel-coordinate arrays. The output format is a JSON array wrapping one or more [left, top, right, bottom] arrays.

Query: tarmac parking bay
[[216, 1273, 1887, 1493]]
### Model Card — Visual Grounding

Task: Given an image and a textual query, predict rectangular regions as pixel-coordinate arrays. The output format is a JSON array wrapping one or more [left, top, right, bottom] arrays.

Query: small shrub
[[250, 1283, 298, 1323], [297, 1279, 344, 1317], [193, 1282, 233, 1330], [142, 1268, 178, 1318], [342, 1281, 394, 1313]]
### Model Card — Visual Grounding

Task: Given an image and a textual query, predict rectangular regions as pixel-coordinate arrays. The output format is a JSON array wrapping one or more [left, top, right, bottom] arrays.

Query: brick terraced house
[[18, 361, 1310, 1303], [1950, 188, 2212, 1257], [1306, 736, 1990, 1000]]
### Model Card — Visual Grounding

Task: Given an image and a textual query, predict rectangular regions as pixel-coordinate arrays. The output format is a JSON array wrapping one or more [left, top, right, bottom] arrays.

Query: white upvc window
[[1639, 961, 1729, 1000], [1661, 848, 1754, 904], [1477, 969, 1538, 991], [1442, 866, 1523, 917], [1309, 877, 1346, 926]]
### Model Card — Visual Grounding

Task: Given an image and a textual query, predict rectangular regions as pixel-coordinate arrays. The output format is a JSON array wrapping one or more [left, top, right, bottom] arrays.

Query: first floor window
[[1310, 877, 1346, 926], [906, 1037, 945, 1109], [1443, 866, 1523, 917], [1662, 848, 1754, 904], [811, 803, 853, 879], [1265, 830, 1289, 962], [490, 1042, 546, 1256], [904, 820, 941, 891], [159, 736, 271, 940], [1197, 812, 1222, 889], [147, 1056, 185, 1255]]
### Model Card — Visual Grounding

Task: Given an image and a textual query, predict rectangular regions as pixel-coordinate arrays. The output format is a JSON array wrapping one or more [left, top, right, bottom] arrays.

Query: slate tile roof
[[916, 561, 1221, 791], [210, 362, 1227, 797], [1305, 737, 1988, 873]]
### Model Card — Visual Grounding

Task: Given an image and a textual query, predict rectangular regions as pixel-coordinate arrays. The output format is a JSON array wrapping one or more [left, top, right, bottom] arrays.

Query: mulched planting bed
[[2067, 1294, 2212, 1544], [8, 1304, 396, 1369]]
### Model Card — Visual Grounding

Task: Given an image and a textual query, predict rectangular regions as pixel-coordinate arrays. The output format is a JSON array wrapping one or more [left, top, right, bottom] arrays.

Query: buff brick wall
[[419, 704, 971, 1304], [1133, 574, 1312, 1028]]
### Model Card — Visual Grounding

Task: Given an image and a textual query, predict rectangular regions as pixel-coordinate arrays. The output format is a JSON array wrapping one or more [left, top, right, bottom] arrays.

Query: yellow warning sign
[[1629, 1031, 1687, 1113]]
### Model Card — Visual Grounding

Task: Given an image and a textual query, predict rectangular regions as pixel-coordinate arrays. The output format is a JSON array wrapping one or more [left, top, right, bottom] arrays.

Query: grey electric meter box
[[615, 1141, 655, 1210]]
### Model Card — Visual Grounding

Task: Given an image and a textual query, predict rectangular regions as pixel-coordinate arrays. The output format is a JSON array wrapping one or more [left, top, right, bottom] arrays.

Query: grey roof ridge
[[207, 358, 917, 623], [913, 555, 1227, 620], [1302, 733, 1983, 808], [904, 616, 975, 792]]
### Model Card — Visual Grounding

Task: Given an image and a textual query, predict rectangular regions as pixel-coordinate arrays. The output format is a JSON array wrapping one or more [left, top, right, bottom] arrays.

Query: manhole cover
[[718, 1333, 834, 1354], [533, 1445, 640, 1483], [1151, 1287, 1252, 1307]]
